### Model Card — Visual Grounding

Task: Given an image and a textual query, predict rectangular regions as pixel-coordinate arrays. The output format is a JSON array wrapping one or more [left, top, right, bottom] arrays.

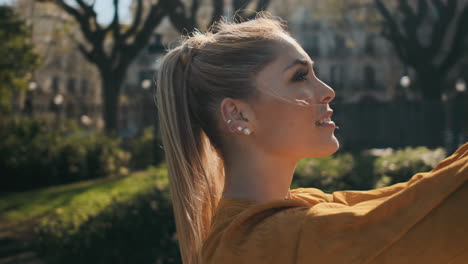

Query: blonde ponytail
[[155, 14, 286, 264]]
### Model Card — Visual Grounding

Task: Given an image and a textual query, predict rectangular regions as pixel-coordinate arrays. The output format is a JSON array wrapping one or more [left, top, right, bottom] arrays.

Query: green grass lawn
[[0, 164, 169, 229], [0, 164, 180, 264]]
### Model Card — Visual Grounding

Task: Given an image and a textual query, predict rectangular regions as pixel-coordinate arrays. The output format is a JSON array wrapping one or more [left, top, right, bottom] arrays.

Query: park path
[[0, 220, 45, 264]]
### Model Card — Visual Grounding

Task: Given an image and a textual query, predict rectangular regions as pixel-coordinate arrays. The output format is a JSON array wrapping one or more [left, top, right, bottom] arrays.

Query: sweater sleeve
[[296, 153, 468, 264], [297, 142, 468, 263], [204, 143, 468, 264]]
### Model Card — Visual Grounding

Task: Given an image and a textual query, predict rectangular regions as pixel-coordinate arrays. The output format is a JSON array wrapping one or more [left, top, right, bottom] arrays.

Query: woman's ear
[[220, 98, 256, 133], [220, 98, 237, 125]]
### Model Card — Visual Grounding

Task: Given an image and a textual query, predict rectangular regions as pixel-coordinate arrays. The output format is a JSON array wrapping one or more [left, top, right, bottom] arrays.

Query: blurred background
[[0, 0, 467, 263]]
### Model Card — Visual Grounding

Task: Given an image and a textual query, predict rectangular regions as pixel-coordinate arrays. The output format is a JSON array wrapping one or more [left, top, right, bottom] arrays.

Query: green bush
[[293, 152, 378, 192], [293, 153, 356, 192], [34, 186, 181, 264], [0, 117, 130, 190], [374, 146, 446, 188], [126, 126, 165, 170], [293, 147, 446, 192]]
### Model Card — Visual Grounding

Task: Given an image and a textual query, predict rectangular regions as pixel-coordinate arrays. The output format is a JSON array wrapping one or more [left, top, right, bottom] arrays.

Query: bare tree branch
[[255, 0, 271, 12], [233, 0, 251, 19], [244, 0, 271, 20], [431, 0, 445, 12], [77, 42, 94, 62], [54, 0, 90, 37], [396, 0, 426, 66], [440, 4, 468, 73], [119, 1, 166, 72], [376, 0, 468, 100], [375, 0, 410, 63], [426, 0, 457, 60], [160, 0, 194, 33], [35, 0, 273, 132], [109, 0, 123, 66], [209, 0, 224, 27], [75, 0, 100, 30], [415, 0, 428, 26], [122, 0, 143, 39], [190, 0, 199, 26]]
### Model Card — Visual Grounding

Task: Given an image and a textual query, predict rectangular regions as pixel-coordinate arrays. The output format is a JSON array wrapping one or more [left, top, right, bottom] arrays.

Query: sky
[[1, 0, 133, 25], [93, 0, 133, 24]]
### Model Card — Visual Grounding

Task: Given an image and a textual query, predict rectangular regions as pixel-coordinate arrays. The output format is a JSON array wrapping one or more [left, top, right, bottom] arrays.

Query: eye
[[292, 70, 309, 82]]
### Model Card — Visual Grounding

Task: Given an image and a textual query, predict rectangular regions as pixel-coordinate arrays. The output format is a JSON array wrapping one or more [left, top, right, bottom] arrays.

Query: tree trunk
[[417, 68, 444, 101], [101, 73, 124, 136]]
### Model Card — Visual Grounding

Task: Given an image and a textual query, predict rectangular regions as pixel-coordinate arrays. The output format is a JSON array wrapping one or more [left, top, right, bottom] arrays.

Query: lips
[[315, 110, 334, 126], [316, 117, 332, 125]]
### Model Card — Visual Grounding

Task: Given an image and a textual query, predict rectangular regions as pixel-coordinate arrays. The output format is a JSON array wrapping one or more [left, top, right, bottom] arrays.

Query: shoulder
[[203, 198, 310, 264]]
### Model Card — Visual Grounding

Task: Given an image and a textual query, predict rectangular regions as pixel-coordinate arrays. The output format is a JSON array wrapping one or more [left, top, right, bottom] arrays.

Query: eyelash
[[292, 70, 309, 82]]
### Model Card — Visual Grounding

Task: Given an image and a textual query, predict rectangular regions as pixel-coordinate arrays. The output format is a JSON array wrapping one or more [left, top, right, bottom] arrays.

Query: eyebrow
[[283, 59, 314, 72]]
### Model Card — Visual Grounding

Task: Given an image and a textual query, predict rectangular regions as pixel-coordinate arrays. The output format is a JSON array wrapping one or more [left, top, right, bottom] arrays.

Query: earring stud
[[243, 128, 251, 135], [227, 119, 232, 124], [237, 126, 243, 131]]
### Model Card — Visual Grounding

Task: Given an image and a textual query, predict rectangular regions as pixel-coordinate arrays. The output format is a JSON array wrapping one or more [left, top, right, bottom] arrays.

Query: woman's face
[[250, 33, 339, 160]]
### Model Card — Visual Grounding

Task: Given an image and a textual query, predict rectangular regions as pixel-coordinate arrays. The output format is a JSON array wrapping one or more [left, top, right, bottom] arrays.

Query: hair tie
[[180, 44, 192, 67]]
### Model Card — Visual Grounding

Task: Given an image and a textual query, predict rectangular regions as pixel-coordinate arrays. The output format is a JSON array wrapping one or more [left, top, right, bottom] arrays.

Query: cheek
[[254, 103, 338, 158], [255, 105, 315, 152]]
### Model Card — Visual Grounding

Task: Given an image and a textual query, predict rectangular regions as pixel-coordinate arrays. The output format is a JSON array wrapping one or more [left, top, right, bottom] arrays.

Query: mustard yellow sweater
[[202, 142, 468, 264]]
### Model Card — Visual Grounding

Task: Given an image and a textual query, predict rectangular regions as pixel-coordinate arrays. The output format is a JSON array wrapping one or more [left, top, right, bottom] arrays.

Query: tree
[[37, 0, 270, 135], [0, 6, 39, 114], [375, 0, 468, 100], [165, 0, 271, 33]]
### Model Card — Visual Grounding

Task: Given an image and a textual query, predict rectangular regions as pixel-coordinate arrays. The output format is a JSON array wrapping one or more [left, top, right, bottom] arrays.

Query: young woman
[[155, 14, 468, 264]]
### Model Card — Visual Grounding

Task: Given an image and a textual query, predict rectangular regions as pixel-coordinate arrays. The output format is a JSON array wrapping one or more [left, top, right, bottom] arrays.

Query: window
[[307, 36, 320, 57], [68, 78, 76, 94], [330, 65, 345, 90], [314, 65, 320, 79], [334, 35, 347, 56], [51, 76, 60, 93], [364, 35, 375, 55], [81, 79, 89, 96]]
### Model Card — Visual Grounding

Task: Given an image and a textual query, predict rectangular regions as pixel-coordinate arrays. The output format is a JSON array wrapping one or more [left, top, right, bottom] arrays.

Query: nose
[[318, 80, 335, 104]]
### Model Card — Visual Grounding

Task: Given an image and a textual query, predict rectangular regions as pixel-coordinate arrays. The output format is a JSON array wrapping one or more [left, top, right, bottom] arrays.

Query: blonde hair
[[155, 14, 286, 264]]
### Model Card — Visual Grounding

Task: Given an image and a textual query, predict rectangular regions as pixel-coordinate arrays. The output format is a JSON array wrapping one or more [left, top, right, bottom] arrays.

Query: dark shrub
[[293, 147, 445, 192], [35, 187, 181, 264], [293, 153, 356, 192], [126, 126, 165, 170], [0, 117, 130, 190]]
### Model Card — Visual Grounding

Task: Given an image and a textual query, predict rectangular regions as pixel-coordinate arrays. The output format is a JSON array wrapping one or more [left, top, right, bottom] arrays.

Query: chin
[[328, 137, 340, 155], [310, 136, 340, 158], [323, 135, 340, 156]]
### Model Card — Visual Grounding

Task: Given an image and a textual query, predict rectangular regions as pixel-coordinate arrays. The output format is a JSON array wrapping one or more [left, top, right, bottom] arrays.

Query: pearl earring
[[227, 119, 232, 124], [243, 128, 251, 135]]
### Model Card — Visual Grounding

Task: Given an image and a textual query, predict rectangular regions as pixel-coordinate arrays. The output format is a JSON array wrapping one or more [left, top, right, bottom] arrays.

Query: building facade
[[14, 1, 102, 127]]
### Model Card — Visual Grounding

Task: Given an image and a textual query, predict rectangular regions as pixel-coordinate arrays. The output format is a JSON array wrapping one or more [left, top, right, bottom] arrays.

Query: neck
[[222, 151, 297, 203]]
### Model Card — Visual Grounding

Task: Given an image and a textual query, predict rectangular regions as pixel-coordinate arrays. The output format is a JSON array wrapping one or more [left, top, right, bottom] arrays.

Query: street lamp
[[80, 114, 92, 127], [28, 81, 37, 91], [53, 94, 64, 128], [24, 81, 38, 116], [141, 79, 152, 90], [455, 79, 466, 93], [54, 94, 64, 105], [396, 75, 411, 100], [400, 75, 411, 89]]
